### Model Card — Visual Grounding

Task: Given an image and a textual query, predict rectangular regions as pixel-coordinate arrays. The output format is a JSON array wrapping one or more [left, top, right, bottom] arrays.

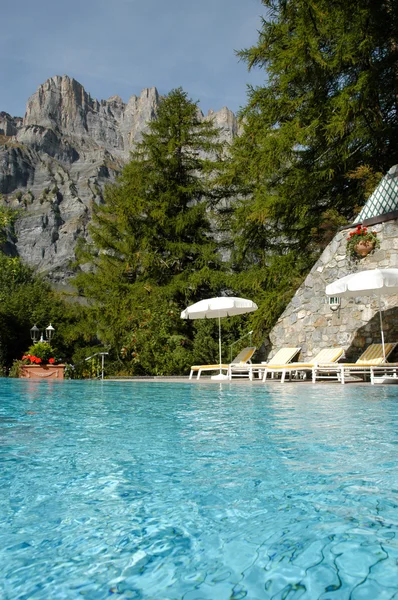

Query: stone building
[[268, 165, 398, 361]]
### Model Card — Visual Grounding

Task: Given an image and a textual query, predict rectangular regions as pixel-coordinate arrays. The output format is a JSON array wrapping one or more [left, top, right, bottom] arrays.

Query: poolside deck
[[105, 375, 391, 385]]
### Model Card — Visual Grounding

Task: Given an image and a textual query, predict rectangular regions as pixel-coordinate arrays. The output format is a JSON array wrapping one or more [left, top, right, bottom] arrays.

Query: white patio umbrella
[[181, 296, 258, 380], [326, 268, 398, 360]]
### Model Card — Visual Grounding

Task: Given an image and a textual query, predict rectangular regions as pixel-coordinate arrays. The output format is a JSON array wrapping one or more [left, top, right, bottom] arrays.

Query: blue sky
[[1, 0, 265, 118]]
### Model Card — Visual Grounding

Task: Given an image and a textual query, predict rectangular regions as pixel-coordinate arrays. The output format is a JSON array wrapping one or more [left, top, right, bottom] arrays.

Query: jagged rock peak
[[23, 76, 158, 139], [206, 106, 240, 138], [0, 112, 22, 136], [106, 95, 124, 104], [21, 76, 161, 155], [24, 75, 92, 129]]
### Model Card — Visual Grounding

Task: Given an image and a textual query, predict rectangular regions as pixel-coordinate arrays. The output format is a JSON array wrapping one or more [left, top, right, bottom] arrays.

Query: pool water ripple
[[1, 379, 398, 599]]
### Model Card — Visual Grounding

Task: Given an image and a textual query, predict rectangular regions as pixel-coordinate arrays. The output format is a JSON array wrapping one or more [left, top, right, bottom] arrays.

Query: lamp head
[[46, 323, 55, 341], [30, 324, 40, 342], [328, 297, 341, 312]]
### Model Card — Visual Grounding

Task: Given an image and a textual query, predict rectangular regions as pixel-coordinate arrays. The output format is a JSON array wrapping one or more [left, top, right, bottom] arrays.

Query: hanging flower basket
[[346, 225, 379, 261], [354, 240, 375, 257]]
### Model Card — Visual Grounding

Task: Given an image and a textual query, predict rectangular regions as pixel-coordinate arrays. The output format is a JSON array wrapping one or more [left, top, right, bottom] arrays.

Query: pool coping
[[104, 376, 380, 385]]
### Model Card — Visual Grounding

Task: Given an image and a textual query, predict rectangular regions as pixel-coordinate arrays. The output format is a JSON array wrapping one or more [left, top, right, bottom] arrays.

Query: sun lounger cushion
[[354, 343, 396, 365], [267, 348, 301, 365], [269, 347, 344, 370]]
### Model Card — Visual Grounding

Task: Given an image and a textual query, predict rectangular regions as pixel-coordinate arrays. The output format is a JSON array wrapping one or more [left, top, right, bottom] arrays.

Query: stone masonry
[[269, 220, 398, 361]]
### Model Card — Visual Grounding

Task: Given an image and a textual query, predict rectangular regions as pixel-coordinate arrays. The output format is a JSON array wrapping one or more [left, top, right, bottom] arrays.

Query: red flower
[[48, 358, 55, 364], [347, 224, 374, 240]]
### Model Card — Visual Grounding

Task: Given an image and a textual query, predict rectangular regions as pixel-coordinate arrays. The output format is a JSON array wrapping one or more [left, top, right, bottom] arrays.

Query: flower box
[[19, 364, 65, 379]]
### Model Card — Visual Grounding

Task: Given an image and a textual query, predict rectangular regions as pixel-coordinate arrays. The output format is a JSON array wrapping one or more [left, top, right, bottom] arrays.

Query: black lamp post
[[30, 325, 40, 343], [30, 323, 55, 344]]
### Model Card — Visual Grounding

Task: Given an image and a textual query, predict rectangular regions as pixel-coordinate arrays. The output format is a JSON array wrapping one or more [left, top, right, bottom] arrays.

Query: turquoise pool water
[[1, 379, 398, 599]]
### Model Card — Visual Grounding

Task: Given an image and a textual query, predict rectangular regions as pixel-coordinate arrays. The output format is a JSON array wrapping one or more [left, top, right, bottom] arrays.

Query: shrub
[[24, 341, 57, 363], [9, 360, 22, 378]]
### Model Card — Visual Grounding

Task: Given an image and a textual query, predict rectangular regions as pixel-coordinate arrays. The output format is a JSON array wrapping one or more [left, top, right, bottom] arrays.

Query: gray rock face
[[0, 75, 239, 285], [0, 112, 22, 137], [22, 76, 160, 159]]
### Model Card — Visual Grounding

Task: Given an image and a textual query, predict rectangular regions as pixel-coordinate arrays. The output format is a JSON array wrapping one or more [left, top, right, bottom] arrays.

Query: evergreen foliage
[[0, 253, 99, 371], [223, 0, 398, 334], [0, 205, 20, 244], [236, 0, 398, 234], [75, 88, 231, 374]]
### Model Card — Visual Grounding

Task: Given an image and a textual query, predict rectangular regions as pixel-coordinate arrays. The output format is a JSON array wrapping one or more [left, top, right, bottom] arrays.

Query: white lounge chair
[[313, 343, 398, 384], [229, 347, 301, 380], [189, 347, 256, 380], [264, 347, 345, 383]]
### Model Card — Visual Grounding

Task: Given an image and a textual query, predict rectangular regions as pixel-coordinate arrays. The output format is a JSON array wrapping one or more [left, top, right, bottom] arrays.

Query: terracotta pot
[[19, 364, 65, 379], [354, 240, 375, 257]]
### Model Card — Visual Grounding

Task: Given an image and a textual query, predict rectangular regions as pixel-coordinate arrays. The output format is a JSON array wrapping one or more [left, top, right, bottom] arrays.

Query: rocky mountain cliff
[[0, 76, 239, 287]]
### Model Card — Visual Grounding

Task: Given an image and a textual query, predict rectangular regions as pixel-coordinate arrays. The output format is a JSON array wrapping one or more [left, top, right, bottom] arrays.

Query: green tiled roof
[[353, 165, 398, 223]]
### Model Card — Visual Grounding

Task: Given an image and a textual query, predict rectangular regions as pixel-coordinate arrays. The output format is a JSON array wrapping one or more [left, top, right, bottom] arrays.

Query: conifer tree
[[225, 0, 398, 333], [75, 88, 229, 373], [230, 0, 398, 246]]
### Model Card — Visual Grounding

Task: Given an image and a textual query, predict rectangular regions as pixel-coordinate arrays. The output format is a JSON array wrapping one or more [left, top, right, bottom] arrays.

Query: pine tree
[[224, 0, 398, 333], [231, 0, 398, 250], [75, 88, 229, 373]]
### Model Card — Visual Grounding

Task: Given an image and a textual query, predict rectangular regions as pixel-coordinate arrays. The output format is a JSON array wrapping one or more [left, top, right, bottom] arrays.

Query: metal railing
[[229, 331, 253, 362], [85, 352, 109, 380]]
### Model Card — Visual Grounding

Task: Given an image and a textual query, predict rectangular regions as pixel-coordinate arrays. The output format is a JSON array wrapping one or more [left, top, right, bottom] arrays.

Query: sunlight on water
[[1, 379, 398, 599]]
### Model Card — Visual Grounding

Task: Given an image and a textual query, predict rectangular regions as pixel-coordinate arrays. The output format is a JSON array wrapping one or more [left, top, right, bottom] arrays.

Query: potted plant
[[17, 342, 65, 379], [22, 341, 58, 363], [346, 225, 379, 260]]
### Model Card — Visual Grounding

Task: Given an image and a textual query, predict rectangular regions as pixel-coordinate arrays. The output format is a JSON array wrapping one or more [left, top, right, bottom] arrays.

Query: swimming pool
[[1, 379, 398, 599]]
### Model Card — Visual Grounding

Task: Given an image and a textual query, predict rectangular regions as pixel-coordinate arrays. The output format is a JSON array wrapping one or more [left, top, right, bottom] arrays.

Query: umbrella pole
[[218, 316, 222, 374], [379, 296, 386, 361]]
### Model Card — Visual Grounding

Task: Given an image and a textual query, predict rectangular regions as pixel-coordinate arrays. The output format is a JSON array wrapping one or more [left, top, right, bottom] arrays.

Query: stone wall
[[269, 220, 398, 361]]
